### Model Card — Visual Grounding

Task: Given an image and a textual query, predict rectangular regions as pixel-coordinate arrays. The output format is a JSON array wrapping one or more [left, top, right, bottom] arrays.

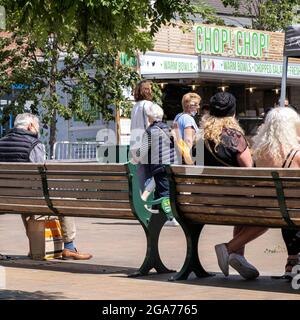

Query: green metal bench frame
[[165, 165, 212, 281], [126, 162, 174, 277]]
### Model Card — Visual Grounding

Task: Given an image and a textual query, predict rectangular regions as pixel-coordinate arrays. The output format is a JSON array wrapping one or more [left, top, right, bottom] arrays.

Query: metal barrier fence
[[53, 141, 130, 163], [53, 141, 102, 161]]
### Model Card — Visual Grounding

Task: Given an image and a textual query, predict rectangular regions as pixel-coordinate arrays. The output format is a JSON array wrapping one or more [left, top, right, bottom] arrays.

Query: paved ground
[[0, 215, 299, 300]]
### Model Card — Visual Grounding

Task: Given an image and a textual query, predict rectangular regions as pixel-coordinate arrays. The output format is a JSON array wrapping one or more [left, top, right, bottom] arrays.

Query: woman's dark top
[[204, 128, 248, 167]]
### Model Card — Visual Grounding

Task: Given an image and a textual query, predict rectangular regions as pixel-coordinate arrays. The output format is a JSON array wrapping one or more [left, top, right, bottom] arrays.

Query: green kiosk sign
[[119, 52, 137, 68], [195, 25, 270, 59]]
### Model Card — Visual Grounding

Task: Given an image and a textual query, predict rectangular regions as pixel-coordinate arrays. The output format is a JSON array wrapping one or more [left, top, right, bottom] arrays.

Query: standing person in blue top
[[173, 92, 201, 161]]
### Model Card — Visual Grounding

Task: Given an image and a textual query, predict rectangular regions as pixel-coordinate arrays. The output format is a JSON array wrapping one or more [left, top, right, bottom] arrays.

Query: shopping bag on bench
[[27, 217, 63, 260]]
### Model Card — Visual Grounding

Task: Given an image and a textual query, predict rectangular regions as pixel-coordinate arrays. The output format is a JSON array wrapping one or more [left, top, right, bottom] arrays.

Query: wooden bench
[[165, 165, 300, 281], [0, 162, 173, 276]]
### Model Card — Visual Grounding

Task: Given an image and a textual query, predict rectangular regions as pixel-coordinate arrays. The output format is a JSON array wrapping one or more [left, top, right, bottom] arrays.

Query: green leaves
[[1, 0, 193, 51], [221, 0, 300, 31], [191, 1, 225, 25], [0, 0, 196, 156]]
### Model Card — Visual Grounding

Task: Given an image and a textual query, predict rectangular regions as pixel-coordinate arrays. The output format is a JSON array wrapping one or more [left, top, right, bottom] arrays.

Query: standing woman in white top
[[130, 80, 154, 191]]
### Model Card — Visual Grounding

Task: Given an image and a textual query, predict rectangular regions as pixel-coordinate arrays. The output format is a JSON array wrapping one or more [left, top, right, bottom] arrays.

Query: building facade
[[139, 22, 300, 135]]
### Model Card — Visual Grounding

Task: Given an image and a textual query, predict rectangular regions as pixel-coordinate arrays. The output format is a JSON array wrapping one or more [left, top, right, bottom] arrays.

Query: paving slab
[[0, 215, 299, 300]]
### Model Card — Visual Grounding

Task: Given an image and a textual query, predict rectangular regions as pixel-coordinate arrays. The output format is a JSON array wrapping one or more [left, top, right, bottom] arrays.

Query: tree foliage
[[0, 0, 196, 156], [222, 0, 300, 31], [191, 1, 225, 25]]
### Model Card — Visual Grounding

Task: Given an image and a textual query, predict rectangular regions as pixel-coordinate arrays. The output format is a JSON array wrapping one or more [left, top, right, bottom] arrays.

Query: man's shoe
[[62, 248, 92, 260], [215, 243, 229, 276], [0, 253, 11, 260], [229, 253, 259, 280]]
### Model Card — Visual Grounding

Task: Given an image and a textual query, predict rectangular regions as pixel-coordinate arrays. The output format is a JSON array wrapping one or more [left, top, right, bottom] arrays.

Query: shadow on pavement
[[1, 257, 298, 296], [92, 222, 140, 226], [114, 271, 300, 295], [0, 256, 136, 275], [0, 289, 66, 300]]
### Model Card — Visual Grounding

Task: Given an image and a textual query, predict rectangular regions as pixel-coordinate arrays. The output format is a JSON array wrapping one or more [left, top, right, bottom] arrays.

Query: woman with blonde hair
[[174, 92, 201, 151], [202, 92, 268, 280], [252, 107, 300, 278]]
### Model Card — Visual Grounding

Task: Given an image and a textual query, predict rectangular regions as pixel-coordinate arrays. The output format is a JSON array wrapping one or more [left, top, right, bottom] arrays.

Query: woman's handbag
[[175, 138, 194, 165], [171, 122, 194, 165]]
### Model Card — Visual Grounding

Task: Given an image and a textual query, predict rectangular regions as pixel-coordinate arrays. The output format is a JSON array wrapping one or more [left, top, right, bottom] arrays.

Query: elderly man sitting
[[0, 113, 92, 260]]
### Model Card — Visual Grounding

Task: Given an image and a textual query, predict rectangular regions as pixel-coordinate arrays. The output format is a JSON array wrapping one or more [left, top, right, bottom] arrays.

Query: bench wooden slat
[[176, 184, 277, 197], [59, 207, 133, 217], [0, 197, 45, 206], [0, 173, 41, 179], [280, 189, 300, 198], [175, 177, 276, 187], [171, 165, 300, 178], [4, 211, 134, 219], [45, 163, 127, 173], [0, 188, 129, 200], [0, 179, 42, 188], [0, 197, 130, 209], [183, 213, 300, 227], [48, 190, 129, 200], [46, 174, 128, 180], [0, 186, 128, 198], [0, 188, 43, 197], [68, 212, 134, 219], [179, 204, 284, 218], [177, 195, 280, 208], [0, 203, 133, 216], [0, 163, 43, 170], [175, 177, 300, 189], [285, 199, 300, 209], [0, 170, 41, 177], [0, 205, 51, 214], [12, 173, 128, 181], [52, 199, 130, 209], [178, 194, 300, 210], [47, 180, 128, 190]]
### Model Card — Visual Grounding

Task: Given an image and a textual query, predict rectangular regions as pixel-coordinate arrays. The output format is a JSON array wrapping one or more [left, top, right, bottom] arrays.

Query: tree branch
[[58, 44, 94, 79]]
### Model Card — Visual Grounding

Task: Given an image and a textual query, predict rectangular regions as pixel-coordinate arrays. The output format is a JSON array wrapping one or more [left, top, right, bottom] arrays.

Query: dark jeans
[[282, 229, 300, 255], [153, 171, 170, 199], [137, 164, 152, 193]]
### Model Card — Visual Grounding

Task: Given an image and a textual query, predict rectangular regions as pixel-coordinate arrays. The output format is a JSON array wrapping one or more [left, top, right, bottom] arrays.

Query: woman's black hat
[[209, 92, 236, 118]]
